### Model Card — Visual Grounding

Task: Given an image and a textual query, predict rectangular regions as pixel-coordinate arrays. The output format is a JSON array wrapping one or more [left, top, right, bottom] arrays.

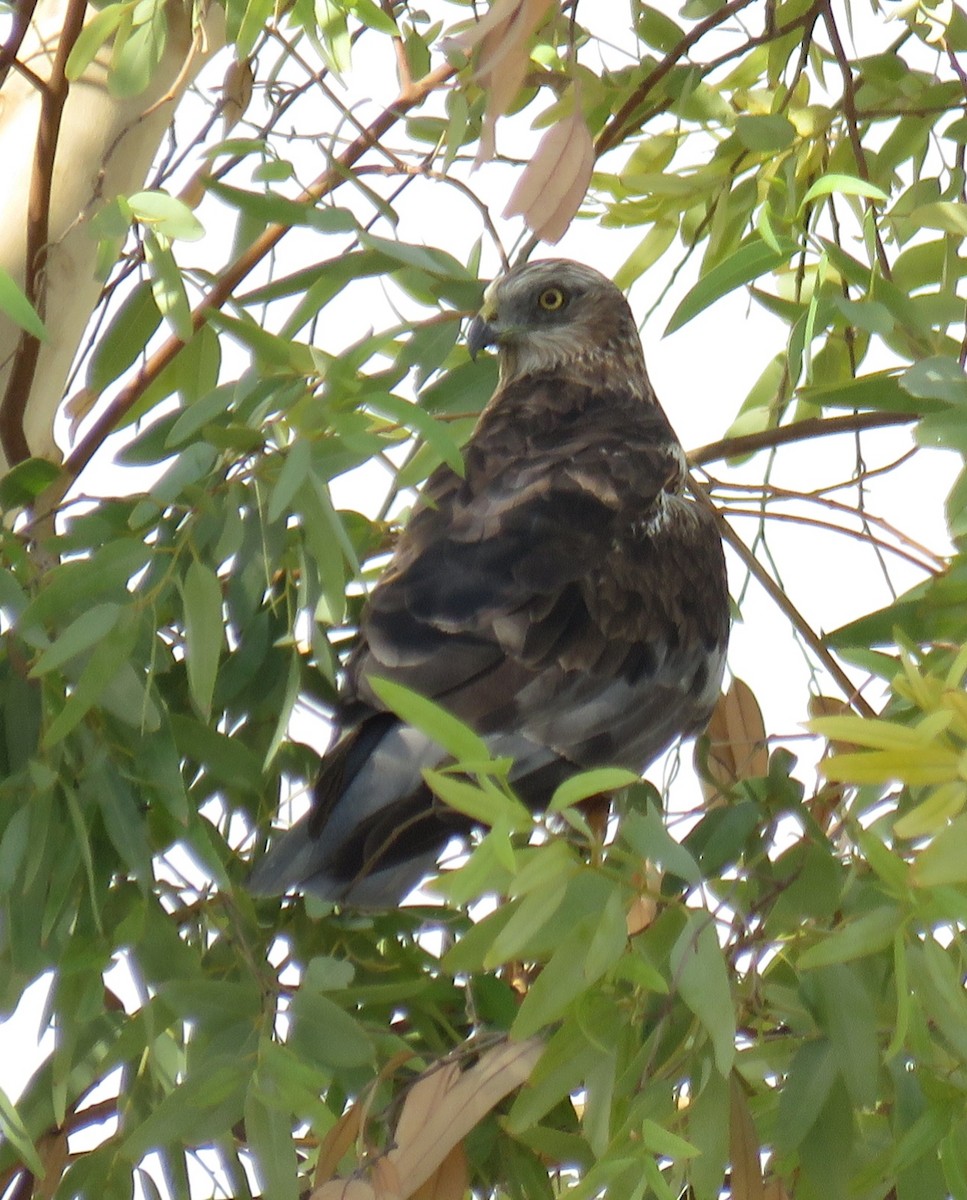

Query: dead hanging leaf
[[626, 863, 661, 936], [387, 1038, 544, 1195], [806, 694, 853, 832], [222, 56, 254, 131], [699, 678, 769, 806], [410, 1143, 469, 1200], [314, 1104, 365, 1189], [729, 1074, 765, 1200], [312, 1180, 379, 1200], [626, 893, 658, 936], [503, 104, 594, 243], [392, 1062, 462, 1155], [312, 1039, 543, 1200], [448, 0, 557, 163], [64, 387, 98, 443]]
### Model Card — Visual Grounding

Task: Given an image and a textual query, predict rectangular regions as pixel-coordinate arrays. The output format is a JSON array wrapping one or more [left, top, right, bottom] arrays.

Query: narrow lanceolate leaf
[[364, 392, 465, 477], [0, 1084, 45, 1176], [29, 603, 121, 677], [143, 230, 193, 342], [911, 814, 967, 887], [548, 767, 640, 813], [665, 238, 796, 334], [671, 915, 736, 1076], [244, 1072, 298, 1200], [368, 676, 492, 763], [181, 561, 225, 721], [0, 266, 48, 341], [801, 173, 889, 206]]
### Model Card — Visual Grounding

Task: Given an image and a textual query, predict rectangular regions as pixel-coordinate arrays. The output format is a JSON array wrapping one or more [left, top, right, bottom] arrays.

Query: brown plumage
[[249, 259, 729, 906]]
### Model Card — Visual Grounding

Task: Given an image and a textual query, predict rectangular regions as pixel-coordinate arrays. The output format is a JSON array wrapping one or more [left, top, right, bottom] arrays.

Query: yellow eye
[[538, 287, 567, 311]]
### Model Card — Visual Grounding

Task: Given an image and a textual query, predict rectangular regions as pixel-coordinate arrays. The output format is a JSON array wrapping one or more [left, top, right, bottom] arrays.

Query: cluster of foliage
[[2, 1, 967, 1198]]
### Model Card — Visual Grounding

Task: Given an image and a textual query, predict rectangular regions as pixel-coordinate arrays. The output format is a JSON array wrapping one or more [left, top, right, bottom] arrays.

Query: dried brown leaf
[[393, 1063, 462, 1154], [222, 57, 254, 131], [388, 1038, 544, 1195], [700, 678, 769, 805], [729, 1074, 764, 1200], [626, 893, 658, 936], [449, 0, 557, 163], [372, 1157, 403, 1200], [314, 1105, 365, 1188], [312, 1180, 378, 1200], [807, 694, 852, 830], [410, 1143, 469, 1200], [64, 387, 98, 443], [503, 105, 594, 243]]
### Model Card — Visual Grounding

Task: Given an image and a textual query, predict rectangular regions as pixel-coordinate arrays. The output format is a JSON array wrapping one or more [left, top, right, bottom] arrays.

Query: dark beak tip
[[467, 314, 495, 361]]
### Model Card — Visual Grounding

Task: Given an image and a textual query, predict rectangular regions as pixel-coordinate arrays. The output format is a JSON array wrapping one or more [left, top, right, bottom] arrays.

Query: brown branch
[[595, 0, 757, 157], [688, 410, 917, 467], [690, 483, 877, 718], [820, 1, 892, 279], [0, 0, 40, 89], [0, 0, 88, 466], [719, 506, 940, 575], [36, 58, 457, 518]]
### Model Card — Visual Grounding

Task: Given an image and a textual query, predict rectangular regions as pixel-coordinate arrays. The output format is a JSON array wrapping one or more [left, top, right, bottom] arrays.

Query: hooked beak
[[466, 312, 498, 361]]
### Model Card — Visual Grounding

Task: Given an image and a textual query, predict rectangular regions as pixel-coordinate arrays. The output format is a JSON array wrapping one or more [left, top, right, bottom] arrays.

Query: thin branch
[[0, 0, 40, 89], [688, 410, 917, 467], [688, 481, 878, 718], [0, 0, 88, 465], [820, 1, 892, 279], [719, 505, 940, 575], [35, 58, 458, 519], [596, 0, 757, 156]]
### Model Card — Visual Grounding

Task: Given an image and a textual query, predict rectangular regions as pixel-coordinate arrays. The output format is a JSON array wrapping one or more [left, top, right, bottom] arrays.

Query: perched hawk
[[249, 259, 729, 906]]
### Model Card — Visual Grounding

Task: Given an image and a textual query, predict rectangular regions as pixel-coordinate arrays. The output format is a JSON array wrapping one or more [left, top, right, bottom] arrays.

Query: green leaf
[[907, 200, 967, 236], [0, 266, 48, 341], [802, 174, 890, 205], [363, 392, 465, 477], [424, 770, 531, 831], [911, 813, 967, 887], [901, 356, 967, 404], [65, 2, 130, 78], [548, 766, 640, 813], [128, 190, 205, 242], [670, 915, 735, 1075], [144, 230, 193, 342], [268, 438, 312, 524], [734, 113, 795, 152], [44, 613, 139, 745], [86, 280, 162, 392], [0, 458, 61, 510], [774, 1039, 838, 1153], [29, 602, 122, 677], [244, 1069, 298, 1200], [665, 238, 796, 333], [368, 676, 492, 763], [350, 0, 398, 34], [181, 561, 224, 721], [0, 1083, 45, 1176], [797, 905, 902, 969], [287, 990, 374, 1069]]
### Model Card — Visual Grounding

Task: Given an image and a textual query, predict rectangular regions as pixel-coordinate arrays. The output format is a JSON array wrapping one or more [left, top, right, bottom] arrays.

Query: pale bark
[[0, 0, 225, 471]]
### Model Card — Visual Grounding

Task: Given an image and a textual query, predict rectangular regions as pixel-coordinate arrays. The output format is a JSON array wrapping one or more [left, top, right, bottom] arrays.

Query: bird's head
[[467, 259, 651, 394]]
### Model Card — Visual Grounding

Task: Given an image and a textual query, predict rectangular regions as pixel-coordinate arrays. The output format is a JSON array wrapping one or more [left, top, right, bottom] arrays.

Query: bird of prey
[[248, 259, 729, 906]]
